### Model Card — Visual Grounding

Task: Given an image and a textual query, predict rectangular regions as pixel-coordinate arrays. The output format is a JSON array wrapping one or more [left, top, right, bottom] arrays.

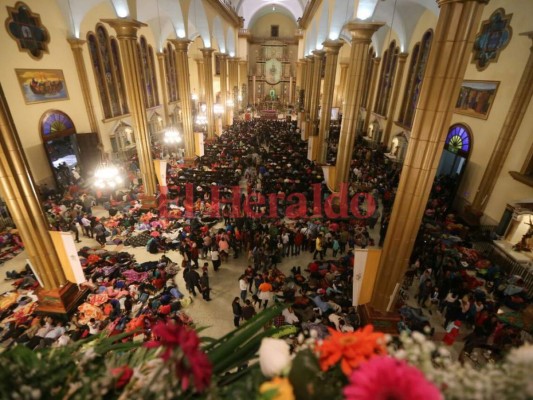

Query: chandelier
[[164, 126, 182, 144], [94, 163, 123, 189]]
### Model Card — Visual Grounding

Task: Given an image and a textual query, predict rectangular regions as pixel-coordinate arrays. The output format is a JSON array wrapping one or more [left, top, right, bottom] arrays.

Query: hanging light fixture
[[164, 126, 182, 144], [94, 163, 123, 189]]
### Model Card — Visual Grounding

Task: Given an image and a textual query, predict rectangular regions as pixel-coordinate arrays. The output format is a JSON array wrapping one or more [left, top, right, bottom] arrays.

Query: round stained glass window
[[445, 125, 470, 154]]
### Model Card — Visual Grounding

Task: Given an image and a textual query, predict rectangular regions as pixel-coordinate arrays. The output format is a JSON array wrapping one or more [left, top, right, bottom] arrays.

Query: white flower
[[259, 338, 292, 378], [507, 343, 533, 365]]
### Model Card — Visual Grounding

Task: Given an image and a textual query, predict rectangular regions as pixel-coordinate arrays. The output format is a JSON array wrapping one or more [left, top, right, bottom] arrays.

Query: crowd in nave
[[0, 120, 530, 364]]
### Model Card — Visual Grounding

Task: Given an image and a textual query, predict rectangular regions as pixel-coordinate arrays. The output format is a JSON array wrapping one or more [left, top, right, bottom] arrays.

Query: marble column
[[363, 57, 381, 134], [382, 52, 408, 146], [201, 48, 216, 139], [68, 38, 100, 139], [306, 50, 325, 139], [370, 0, 488, 311], [471, 31, 533, 212], [334, 22, 384, 191], [156, 52, 170, 125], [0, 84, 66, 290], [170, 39, 195, 160], [103, 19, 157, 196], [219, 54, 229, 126], [335, 63, 349, 108], [196, 58, 205, 102], [316, 40, 343, 164]]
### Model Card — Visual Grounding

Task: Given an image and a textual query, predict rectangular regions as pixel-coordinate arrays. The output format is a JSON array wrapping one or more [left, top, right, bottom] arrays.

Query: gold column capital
[[305, 55, 314, 62], [398, 52, 409, 62], [101, 18, 147, 38], [201, 47, 216, 57], [67, 37, 86, 48], [169, 38, 191, 52], [322, 39, 344, 54], [373, 57, 382, 64], [340, 62, 349, 68], [345, 21, 385, 42], [312, 49, 325, 59], [156, 51, 164, 59], [238, 59, 248, 65]]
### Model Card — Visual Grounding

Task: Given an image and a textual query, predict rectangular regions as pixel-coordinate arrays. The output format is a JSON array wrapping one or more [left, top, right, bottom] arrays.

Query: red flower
[[344, 356, 442, 400], [111, 365, 133, 389], [145, 321, 212, 392]]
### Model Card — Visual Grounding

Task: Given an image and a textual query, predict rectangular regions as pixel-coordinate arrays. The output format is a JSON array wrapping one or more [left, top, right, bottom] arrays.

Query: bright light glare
[[94, 164, 122, 189], [177, 29, 186, 38]]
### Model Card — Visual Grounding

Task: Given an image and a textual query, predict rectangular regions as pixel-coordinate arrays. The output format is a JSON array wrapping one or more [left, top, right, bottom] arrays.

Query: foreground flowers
[[259, 338, 292, 377], [344, 356, 442, 400], [145, 320, 212, 392], [316, 325, 386, 376]]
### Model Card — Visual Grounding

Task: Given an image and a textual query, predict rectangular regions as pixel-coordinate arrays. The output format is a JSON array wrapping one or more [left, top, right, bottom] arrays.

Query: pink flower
[[145, 321, 212, 392], [344, 356, 442, 400], [111, 365, 133, 389]]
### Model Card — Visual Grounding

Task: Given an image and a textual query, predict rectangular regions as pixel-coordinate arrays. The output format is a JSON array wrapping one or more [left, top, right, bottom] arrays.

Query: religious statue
[[513, 216, 533, 252]]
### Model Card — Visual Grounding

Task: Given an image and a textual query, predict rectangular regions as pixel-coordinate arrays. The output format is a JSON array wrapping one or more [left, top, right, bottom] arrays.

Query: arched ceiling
[[235, 0, 305, 28]]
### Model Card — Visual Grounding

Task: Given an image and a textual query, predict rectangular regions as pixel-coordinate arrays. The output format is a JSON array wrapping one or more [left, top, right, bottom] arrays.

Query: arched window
[[445, 124, 471, 156], [139, 36, 160, 108], [87, 25, 129, 119], [398, 30, 433, 128], [374, 40, 399, 116], [361, 47, 376, 109], [164, 43, 179, 103]]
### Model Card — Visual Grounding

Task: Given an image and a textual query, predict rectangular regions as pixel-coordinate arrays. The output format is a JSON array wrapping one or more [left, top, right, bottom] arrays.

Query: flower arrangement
[[0, 305, 531, 400]]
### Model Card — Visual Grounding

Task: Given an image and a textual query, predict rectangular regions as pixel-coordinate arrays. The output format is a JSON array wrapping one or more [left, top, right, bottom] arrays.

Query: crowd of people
[[0, 119, 530, 365]]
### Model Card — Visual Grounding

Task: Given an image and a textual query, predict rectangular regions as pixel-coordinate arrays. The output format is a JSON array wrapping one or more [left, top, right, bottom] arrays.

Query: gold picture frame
[[454, 80, 499, 120], [15, 69, 69, 104]]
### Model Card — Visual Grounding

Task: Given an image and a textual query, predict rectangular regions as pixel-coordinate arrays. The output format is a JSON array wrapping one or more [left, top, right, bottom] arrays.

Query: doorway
[[436, 124, 472, 195]]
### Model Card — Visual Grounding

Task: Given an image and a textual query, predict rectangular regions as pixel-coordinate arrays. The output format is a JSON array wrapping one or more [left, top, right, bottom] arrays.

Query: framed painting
[[15, 69, 69, 104], [454, 80, 499, 120]]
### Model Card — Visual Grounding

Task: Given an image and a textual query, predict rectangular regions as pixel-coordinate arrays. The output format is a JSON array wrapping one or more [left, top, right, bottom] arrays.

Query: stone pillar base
[[36, 282, 89, 316], [358, 304, 401, 335]]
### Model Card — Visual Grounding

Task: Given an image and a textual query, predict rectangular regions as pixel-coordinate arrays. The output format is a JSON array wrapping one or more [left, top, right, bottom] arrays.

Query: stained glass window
[[87, 25, 128, 119], [138, 37, 160, 109], [164, 44, 179, 103], [361, 47, 376, 109], [374, 41, 399, 116], [445, 124, 471, 155], [40, 110, 75, 137], [399, 30, 433, 128]]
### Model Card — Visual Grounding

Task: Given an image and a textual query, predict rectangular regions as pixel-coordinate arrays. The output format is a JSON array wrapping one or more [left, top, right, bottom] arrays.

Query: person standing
[[80, 214, 93, 238], [232, 297, 242, 327], [211, 248, 221, 272], [238, 275, 248, 302], [258, 278, 273, 309], [70, 220, 81, 243], [241, 299, 256, 321], [200, 271, 211, 301], [184, 267, 202, 297], [313, 234, 324, 260]]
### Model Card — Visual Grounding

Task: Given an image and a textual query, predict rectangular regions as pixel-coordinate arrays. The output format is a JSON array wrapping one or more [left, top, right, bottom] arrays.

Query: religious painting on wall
[[454, 80, 499, 120], [5, 2, 50, 60], [16, 69, 69, 104], [471, 8, 512, 71]]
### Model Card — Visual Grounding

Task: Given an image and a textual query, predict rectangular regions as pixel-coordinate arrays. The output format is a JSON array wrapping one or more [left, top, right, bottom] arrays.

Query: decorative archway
[[436, 123, 473, 193], [40, 110, 78, 188]]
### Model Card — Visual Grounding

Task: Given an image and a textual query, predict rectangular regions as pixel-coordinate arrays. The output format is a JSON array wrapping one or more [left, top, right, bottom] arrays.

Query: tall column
[[0, 84, 66, 290], [228, 57, 239, 124], [302, 56, 315, 139], [334, 22, 384, 190], [306, 50, 325, 139], [238, 60, 248, 110], [68, 38, 100, 138], [196, 58, 205, 102], [219, 54, 229, 126], [201, 48, 216, 139], [156, 52, 170, 125], [170, 39, 195, 160], [335, 62, 349, 108], [370, 0, 488, 311], [103, 19, 156, 196], [316, 40, 343, 163], [363, 57, 381, 134], [471, 31, 533, 213], [382, 52, 408, 146], [297, 59, 307, 129]]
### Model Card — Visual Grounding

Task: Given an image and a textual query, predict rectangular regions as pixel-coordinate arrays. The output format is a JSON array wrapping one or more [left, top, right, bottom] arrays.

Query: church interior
[[0, 0, 532, 398]]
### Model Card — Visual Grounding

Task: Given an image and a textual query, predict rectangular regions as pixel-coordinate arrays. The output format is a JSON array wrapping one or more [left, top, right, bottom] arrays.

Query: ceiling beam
[[299, 0, 322, 29], [205, 0, 242, 28]]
